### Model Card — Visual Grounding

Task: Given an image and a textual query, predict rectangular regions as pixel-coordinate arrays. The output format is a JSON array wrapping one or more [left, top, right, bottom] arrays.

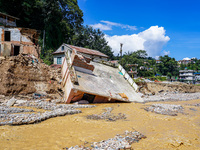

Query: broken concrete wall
[[62, 58, 74, 103], [10, 28, 20, 41], [71, 50, 94, 71], [0, 26, 40, 57]]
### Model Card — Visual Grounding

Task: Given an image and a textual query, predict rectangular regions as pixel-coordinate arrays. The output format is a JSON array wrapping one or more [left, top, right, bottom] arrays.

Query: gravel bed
[[0, 100, 96, 126], [87, 107, 126, 121], [0, 109, 81, 125], [0, 106, 34, 114], [67, 130, 146, 150], [187, 103, 200, 107], [143, 92, 200, 102], [144, 104, 184, 116], [16, 100, 96, 110]]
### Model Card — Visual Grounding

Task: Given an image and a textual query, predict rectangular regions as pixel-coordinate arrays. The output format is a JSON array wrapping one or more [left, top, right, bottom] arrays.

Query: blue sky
[[77, 0, 200, 60]]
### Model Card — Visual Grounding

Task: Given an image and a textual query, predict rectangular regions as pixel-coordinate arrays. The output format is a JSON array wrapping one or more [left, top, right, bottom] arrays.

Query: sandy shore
[[0, 96, 200, 150]]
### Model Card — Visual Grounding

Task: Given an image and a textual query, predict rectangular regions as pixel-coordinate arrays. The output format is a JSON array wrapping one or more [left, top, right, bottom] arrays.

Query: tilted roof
[[53, 43, 109, 58], [0, 12, 19, 20]]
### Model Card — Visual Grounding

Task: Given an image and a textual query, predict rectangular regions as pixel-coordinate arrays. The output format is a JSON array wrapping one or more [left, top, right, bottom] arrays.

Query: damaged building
[[0, 12, 40, 57], [53, 43, 109, 65], [61, 45, 143, 103]]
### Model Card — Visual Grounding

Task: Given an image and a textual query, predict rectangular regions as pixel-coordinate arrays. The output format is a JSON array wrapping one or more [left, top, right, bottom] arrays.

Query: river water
[[0, 99, 200, 149]]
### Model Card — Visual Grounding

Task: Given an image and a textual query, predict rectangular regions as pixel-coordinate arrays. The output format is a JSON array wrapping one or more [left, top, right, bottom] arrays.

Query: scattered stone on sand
[[66, 130, 146, 150], [0, 100, 96, 126], [144, 104, 184, 116], [190, 103, 200, 107], [87, 107, 126, 121], [0, 106, 34, 114]]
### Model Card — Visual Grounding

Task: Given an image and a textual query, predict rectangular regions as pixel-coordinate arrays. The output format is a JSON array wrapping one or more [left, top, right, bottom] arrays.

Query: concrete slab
[[73, 61, 143, 103]]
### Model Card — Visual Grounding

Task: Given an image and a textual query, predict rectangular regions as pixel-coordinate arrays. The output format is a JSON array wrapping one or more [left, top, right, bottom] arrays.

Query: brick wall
[[71, 50, 94, 71]]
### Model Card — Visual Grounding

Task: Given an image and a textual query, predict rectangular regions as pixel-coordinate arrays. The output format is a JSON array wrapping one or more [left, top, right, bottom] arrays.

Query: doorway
[[14, 46, 20, 56]]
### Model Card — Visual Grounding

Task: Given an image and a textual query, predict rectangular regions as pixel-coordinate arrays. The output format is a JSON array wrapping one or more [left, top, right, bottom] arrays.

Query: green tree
[[72, 25, 114, 59], [157, 55, 179, 77]]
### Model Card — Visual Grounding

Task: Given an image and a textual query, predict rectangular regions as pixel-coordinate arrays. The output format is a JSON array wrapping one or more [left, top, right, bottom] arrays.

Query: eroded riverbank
[[0, 99, 200, 150]]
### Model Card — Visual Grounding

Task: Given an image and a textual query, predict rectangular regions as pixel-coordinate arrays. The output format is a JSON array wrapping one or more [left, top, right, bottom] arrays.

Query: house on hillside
[[52, 43, 109, 65], [0, 12, 40, 58], [178, 57, 194, 65]]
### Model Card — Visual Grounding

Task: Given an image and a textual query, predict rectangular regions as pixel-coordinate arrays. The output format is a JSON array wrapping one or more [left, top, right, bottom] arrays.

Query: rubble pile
[[15, 100, 96, 110], [87, 107, 126, 121], [0, 109, 81, 126], [0, 106, 34, 114], [67, 130, 146, 150], [144, 104, 184, 116], [187, 103, 200, 107], [0, 99, 96, 126], [0, 54, 62, 97]]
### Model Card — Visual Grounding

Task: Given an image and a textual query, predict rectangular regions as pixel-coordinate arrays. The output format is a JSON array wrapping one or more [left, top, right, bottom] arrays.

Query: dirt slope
[[0, 54, 62, 96], [137, 82, 200, 95]]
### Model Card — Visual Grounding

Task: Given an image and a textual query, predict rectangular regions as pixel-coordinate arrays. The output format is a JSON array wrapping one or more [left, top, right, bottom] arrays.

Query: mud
[[0, 99, 200, 150], [0, 54, 62, 96]]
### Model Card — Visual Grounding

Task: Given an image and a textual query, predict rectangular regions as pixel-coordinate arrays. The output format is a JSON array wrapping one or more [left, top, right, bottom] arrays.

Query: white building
[[52, 43, 109, 65], [178, 57, 194, 65], [179, 70, 195, 83]]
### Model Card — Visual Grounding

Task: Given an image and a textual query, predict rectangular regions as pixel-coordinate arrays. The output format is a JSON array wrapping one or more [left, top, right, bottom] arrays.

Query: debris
[[6, 97, 16, 107], [14, 100, 27, 105], [67, 130, 146, 150], [77, 100, 89, 104], [87, 107, 126, 121], [0, 54, 62, 97], [0, 100, 96, 126], [62, 48, 142, 104], [144, 104, 184, 116]]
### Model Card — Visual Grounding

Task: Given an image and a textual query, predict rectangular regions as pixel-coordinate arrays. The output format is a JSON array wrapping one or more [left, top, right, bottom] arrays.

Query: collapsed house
[[53, 43, 109, 65], [61, 45, 143, 103], [0, 12, 40, 58]]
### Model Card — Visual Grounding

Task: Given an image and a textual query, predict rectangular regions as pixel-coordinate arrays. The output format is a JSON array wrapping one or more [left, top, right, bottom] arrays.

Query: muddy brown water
[[0, 99, 200, 150]]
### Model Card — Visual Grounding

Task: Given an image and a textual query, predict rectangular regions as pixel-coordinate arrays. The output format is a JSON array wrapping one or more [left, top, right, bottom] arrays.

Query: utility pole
[[120, 43, 123, 65], [120, 43, 123, 57]]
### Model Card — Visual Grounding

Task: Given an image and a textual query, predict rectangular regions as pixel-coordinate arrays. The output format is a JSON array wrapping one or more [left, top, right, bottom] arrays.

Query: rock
[[78, 100, 89, 104], [15, 100, 27, 105], [158, 90, 164, 93], [45, 98, 52, 102], [6, 97, 17, 107], [0, 95, 5, 99]]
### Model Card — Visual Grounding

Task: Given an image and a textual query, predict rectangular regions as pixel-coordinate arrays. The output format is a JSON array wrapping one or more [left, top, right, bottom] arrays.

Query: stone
[[6, 97, 17, 107], [15, 100, 27, 105], [78, 100, 89, 104]]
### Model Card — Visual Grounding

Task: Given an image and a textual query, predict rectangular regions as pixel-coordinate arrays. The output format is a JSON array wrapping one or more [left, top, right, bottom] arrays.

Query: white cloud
[[105, 26, 170, 57], [163, 50, 170, 55], [90, 20, 137, 31], [90, 23, 112, 31]]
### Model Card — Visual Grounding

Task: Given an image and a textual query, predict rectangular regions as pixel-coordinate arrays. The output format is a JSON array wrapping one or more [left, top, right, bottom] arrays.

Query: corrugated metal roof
[[68, 45, 109, 58], [0, 12, 20, 20], [52, 43, 109, 58]]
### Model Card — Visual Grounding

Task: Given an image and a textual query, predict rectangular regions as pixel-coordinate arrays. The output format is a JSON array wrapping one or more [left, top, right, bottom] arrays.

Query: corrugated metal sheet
[[53, 44, 109, 58], [68, 45, 109, 58]]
